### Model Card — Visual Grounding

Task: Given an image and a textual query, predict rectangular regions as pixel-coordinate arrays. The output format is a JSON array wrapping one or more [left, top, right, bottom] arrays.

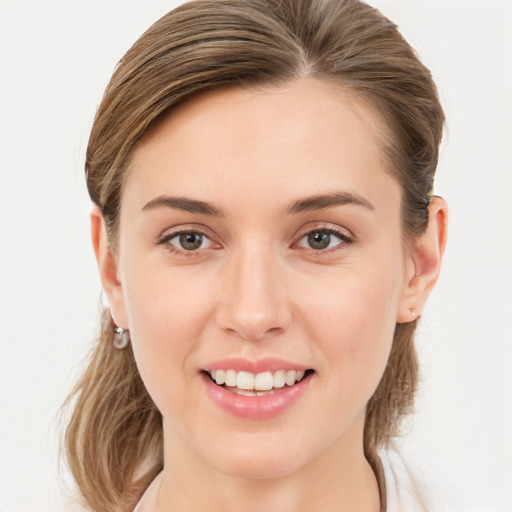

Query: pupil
[[308, 231, 330, 250], [179, 233, 202, 250]]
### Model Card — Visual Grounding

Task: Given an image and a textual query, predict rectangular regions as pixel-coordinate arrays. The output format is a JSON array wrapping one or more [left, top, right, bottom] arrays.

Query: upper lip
[[202, 357, 310, 374]]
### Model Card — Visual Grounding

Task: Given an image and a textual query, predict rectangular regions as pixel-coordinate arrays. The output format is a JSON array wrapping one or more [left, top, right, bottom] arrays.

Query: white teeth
[[233, 388, 254, 396], [209, 368, 308, 390], [225, 369, 237, 387], [237, 371, 255, 390], [273, 370, 286, 388], [254, 371, 273, 391], [285, 370, 297, 386], [214, 369, 225, 385]]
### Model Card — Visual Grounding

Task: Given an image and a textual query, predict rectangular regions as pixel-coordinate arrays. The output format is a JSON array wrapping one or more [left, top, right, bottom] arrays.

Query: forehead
[[125, 77, 400, 217]]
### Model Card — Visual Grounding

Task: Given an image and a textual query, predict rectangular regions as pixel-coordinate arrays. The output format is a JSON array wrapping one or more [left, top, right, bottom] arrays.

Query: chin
[[201, 433, 313, 481], [215, 455, 303, 481]]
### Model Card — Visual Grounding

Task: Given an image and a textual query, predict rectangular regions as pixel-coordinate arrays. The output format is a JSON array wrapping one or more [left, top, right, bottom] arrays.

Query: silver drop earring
[[113, 327, 130, 349]]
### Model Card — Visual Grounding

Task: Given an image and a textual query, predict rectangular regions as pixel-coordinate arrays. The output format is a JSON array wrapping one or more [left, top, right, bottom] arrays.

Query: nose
[[215, 241, 291, 341]]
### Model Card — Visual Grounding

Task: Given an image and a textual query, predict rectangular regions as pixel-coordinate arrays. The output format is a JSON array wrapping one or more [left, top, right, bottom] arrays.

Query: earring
[[113, 327, 130, 349], [410, 308, 418, 318]]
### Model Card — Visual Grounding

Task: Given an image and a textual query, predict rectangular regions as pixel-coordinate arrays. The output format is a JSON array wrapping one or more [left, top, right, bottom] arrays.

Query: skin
[[92, 78, 447, 512]]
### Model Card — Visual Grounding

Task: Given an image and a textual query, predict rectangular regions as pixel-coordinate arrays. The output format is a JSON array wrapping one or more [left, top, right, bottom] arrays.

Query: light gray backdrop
[[1, 0, 511, 510]]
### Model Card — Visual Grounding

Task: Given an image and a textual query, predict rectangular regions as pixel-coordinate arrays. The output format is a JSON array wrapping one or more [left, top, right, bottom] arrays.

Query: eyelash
[[156, 224, 355, 257], [157, 228, 216, 257], [294, 225, 355, 255]]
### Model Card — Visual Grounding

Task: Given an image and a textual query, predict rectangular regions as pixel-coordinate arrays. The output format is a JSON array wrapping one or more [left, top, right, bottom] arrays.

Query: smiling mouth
[[203, 369, 315, 396]]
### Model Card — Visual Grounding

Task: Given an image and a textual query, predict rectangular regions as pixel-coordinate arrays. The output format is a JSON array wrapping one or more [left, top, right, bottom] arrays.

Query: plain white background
[[1, 0, 511, 510]]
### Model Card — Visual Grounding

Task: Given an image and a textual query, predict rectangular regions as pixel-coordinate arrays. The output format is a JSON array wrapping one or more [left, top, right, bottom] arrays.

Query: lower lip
[[201, 372, 312, 420]]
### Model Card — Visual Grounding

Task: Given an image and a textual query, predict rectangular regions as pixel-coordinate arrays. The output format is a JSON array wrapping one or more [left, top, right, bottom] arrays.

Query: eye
[[175, 232, 206, 251], [296, 227, 353, 252], [159, 229, 217, 253]]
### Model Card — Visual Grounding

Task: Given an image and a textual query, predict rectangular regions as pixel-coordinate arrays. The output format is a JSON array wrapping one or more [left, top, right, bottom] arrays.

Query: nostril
[[214, 280, 292, 340], [238, 326, 284, 341]]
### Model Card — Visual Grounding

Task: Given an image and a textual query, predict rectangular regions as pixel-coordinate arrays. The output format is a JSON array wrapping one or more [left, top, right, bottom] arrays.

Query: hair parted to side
[[64, 0, 444, 510]]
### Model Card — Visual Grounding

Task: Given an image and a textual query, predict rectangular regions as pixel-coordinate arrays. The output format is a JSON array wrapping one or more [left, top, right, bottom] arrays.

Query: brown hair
[[64, 1, 444, 510]]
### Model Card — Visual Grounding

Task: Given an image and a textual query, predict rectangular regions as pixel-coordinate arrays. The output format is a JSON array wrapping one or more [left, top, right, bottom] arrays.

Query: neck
[[157, 420, 380, 512]]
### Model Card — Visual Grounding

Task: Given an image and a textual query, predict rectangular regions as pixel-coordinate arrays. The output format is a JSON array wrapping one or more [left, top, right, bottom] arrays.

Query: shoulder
[[380, 448, 480, 512], [132, 471, 162, 512]]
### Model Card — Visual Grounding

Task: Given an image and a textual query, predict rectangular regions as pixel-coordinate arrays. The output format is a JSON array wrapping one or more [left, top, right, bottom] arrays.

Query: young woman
[[64, 0, 449, 510]]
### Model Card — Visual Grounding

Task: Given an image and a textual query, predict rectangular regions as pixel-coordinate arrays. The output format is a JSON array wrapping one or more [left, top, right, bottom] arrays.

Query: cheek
[[123, 261, 212, 337], [297, 255, 404, 390], [119, 265, 215, 408]]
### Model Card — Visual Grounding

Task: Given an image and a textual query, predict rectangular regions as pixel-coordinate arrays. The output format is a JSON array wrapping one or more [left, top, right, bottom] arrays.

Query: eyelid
[[155, 222, 354, 257], [157, 222, 216, 239], [292, 222, 355, 252], [156, 224, 221, 254], [293, 222, 355, 241]]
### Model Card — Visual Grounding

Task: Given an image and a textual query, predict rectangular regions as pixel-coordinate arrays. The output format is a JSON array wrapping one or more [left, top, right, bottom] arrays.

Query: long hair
[[64, 1, 444, 510]]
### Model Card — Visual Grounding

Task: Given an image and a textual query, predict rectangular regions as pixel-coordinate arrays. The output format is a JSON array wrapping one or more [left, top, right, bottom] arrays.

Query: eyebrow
[[142, 195, 224, 216], [141, 191, 374, 217], [285, 191, 375, 214]]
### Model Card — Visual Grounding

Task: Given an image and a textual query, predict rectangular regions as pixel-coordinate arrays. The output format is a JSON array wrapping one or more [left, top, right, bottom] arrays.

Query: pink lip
[[202, 357, 309, 373], [201, 370, 313, 420]]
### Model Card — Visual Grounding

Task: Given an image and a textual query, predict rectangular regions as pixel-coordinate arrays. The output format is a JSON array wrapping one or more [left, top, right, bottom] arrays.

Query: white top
[[379, 450, 466, 512], [133, 472, 161, 512], [133, 450, 468, 512]]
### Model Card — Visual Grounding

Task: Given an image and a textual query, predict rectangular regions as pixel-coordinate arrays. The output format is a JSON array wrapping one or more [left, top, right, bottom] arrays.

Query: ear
[[91, 206, 129, 329], [397, 196, 448, 323]]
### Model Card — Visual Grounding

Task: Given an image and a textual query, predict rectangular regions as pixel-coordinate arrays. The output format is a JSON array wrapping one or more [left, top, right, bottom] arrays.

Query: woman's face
[[111, 78, 416, 479]]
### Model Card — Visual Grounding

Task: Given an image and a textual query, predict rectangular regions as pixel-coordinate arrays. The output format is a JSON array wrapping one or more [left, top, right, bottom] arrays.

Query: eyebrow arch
[[142, 195, 224, 216], [285, 191, 375, 215]]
